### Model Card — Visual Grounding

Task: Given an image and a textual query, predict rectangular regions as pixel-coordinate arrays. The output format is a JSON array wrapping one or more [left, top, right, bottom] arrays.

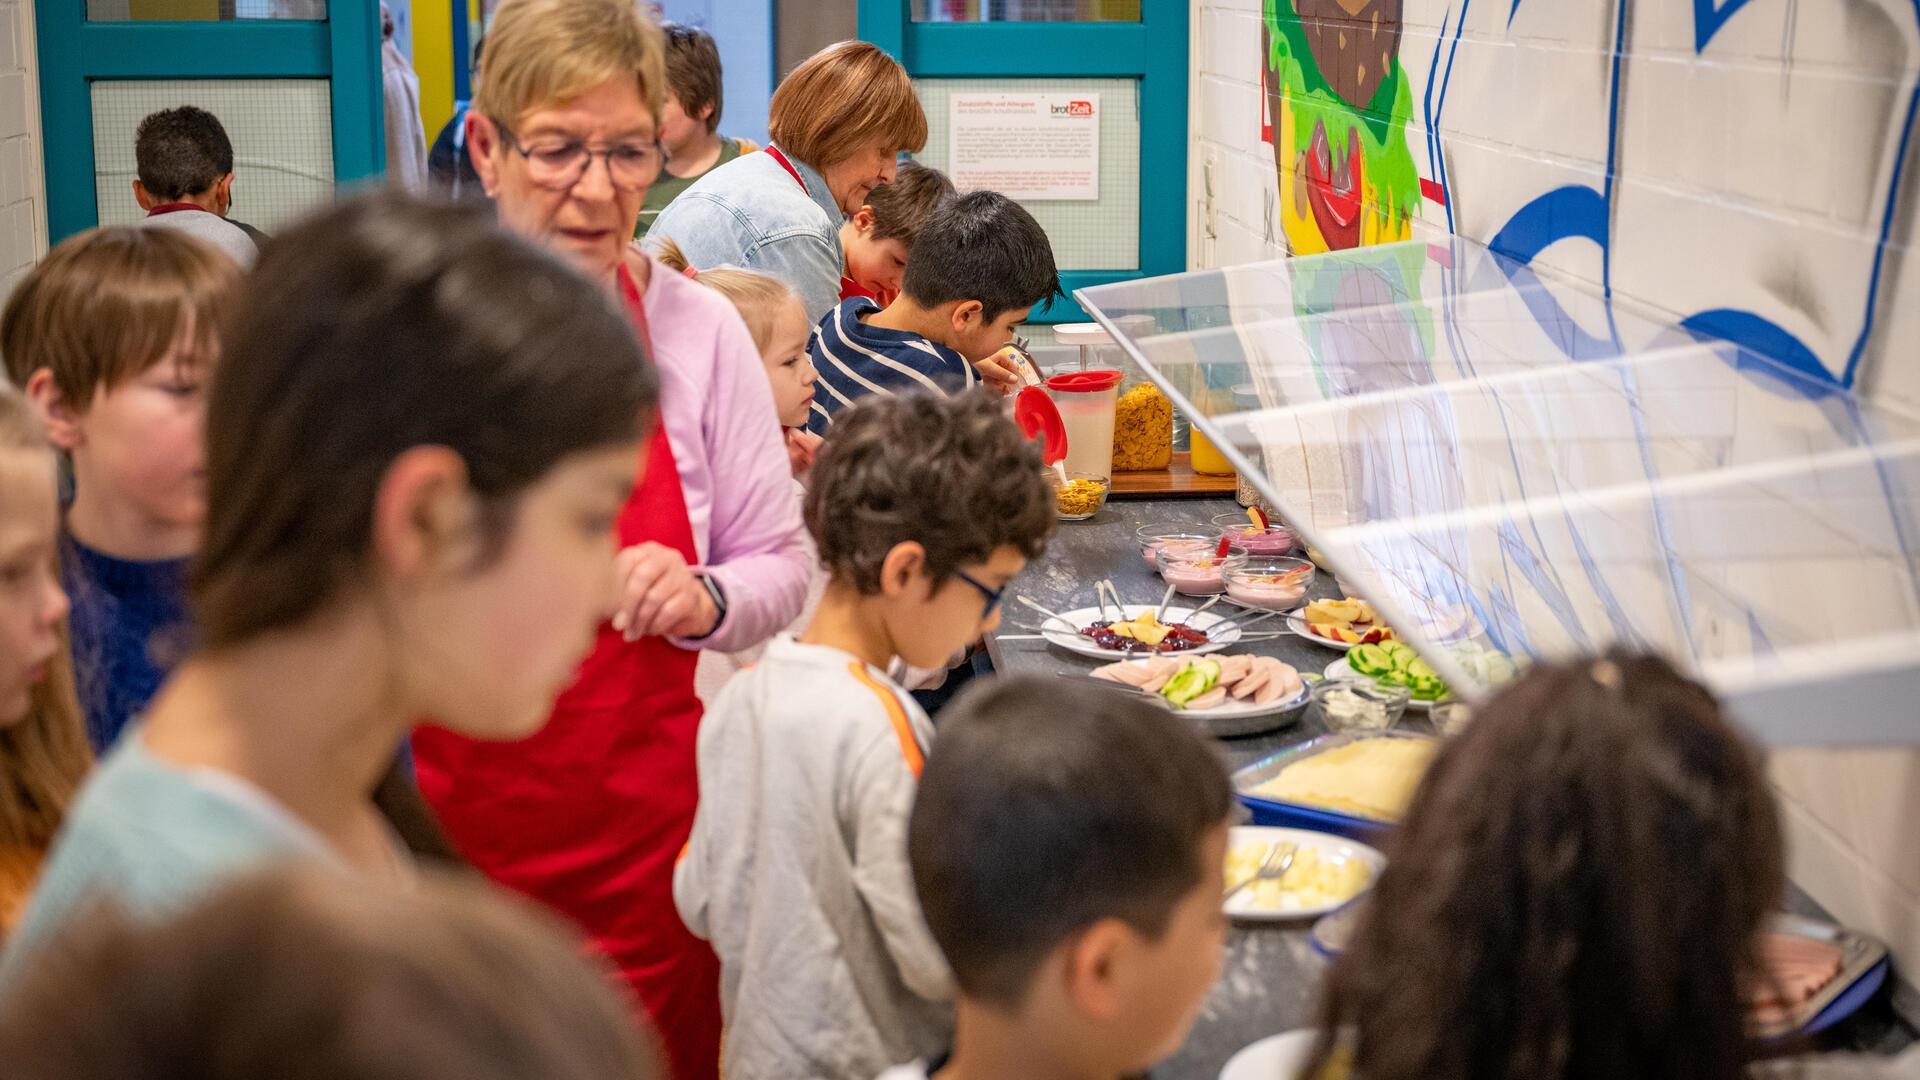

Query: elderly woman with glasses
[[408, 2, 810, 1078]]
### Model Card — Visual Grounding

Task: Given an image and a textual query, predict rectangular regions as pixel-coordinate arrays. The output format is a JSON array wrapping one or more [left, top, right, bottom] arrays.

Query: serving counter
[[984, 496, 1915, 1079]]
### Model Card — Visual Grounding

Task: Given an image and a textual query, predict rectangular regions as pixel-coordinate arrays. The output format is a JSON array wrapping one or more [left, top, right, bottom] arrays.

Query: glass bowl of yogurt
[[1224, 556, 1315, 611], [1136, 523, 1224, 571], [1312, 680, 1410, 734], [1213, 513, 1295, 556], [1155, 545, 1247, 596]]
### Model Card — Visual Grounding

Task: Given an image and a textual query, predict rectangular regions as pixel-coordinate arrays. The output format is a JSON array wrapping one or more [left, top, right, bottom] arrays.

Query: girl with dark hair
[[1307, 651, 1798, 1080], [2, 192, 655, 968]]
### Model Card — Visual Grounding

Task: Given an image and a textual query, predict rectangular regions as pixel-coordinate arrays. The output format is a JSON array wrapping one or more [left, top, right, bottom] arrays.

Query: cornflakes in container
[[1112, 383, 1172, 471]]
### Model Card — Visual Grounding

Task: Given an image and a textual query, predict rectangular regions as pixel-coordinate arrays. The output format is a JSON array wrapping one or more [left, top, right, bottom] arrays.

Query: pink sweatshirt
[[638, 253, 813, 654]]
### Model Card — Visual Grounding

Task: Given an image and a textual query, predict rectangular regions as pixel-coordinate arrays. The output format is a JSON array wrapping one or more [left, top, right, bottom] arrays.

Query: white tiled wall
[[0, 0, 43, 297], [1193, 0, 1920, 981]]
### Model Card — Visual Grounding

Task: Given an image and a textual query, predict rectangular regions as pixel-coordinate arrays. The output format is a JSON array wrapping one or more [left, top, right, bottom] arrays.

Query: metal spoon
[[1187, 594, 1226, 622], [1152, 582, 1179, 624], [1015, 595, 1074, 631]]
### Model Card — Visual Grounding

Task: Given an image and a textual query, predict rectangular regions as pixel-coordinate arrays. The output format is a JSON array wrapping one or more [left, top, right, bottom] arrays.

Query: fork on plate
[[1224, 842, 1298, 902]]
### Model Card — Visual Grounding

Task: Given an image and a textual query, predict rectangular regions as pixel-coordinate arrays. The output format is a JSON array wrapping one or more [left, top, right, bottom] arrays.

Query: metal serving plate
[[1754, 914, 1891, 1040], [1232, 730, 1438, 842]]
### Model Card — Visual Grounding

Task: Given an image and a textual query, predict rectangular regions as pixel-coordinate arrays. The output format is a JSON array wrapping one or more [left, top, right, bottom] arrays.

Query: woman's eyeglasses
[[493, 121, 662, 192]]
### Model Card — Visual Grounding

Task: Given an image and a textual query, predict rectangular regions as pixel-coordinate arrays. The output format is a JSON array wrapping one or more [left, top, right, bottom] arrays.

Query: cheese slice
[[1109, 613, 1172, 647]]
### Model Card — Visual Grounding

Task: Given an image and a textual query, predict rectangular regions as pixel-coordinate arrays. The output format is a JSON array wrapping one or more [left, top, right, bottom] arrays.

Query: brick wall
[[1191, 0, 1920, 987], [0, 0, 43, 297]]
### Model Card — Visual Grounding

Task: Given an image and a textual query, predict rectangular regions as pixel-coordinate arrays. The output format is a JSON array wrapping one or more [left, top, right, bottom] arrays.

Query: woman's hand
[[973, 351, 1022, 396], [785, 428, 824, 478], [610, 542, 720, 642]]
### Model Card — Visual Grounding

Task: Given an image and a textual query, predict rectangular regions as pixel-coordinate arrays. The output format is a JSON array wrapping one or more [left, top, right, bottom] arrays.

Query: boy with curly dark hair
[[674, 389, 1055, 1080]]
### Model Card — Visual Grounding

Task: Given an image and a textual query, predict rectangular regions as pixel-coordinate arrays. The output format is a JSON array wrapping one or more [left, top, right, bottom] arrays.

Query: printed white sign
[[948, 92, 1100, 201]]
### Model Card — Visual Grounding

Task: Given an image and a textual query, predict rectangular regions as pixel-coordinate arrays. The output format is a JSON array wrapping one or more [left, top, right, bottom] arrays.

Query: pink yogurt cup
[[1156, 548, 1247, 596], [1136, 524, 1224, 570]]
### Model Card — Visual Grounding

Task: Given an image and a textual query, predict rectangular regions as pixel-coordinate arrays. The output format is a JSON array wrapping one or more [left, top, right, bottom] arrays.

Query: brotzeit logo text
[[1051, 100, 1095, 117]]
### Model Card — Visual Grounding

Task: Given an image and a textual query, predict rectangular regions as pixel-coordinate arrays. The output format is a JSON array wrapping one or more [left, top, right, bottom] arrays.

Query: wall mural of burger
[[1263, 0, 1421, 254]]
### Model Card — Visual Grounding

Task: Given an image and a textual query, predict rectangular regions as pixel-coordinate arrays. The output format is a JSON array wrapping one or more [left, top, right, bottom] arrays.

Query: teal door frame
[[34, 3, 384, 245], [858, 1, 1188, 323]]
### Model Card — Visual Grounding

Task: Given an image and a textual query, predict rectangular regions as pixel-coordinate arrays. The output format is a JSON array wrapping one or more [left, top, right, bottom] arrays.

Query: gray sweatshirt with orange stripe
[[675, 635, 954, 1080]]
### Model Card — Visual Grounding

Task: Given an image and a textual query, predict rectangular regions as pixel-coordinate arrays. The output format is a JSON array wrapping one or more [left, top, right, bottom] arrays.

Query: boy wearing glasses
[[674, 390, 1056, 1080]]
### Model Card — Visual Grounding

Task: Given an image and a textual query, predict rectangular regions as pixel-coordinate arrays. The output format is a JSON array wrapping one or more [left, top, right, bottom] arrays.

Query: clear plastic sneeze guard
[[1078, 237, 1920, 746]]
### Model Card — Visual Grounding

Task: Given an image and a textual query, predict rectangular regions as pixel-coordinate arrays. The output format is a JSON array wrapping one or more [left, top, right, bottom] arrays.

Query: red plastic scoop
[[1014, 386, 1069, 466]]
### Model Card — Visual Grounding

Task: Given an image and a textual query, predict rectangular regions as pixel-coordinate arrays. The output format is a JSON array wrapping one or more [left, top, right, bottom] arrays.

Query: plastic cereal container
[[1112, 383, 1173, 471]]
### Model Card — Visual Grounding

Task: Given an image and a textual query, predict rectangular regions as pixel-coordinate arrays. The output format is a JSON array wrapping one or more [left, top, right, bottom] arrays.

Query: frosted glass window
[[913, 77, 1139, 272], [93, 80, 334, 234]]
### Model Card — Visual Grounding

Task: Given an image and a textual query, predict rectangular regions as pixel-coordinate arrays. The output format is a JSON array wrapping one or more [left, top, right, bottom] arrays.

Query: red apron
[[413, 262, 720, 1080]]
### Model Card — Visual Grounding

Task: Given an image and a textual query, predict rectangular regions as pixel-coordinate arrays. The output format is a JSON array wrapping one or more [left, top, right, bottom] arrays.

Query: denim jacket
[[644, 145, 847, 323]]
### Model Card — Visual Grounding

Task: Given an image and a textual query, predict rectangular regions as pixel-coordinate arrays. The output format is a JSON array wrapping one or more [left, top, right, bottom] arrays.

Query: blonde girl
[[0, 387, 90, 939], [654, 239, 821, 476]]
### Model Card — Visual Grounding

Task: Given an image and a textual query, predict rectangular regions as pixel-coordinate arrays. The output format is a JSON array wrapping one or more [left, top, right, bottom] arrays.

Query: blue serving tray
[[1232, 730, 1437, 843]]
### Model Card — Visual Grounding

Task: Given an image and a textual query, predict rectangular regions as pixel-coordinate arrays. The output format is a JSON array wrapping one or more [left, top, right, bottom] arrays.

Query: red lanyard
[[764, 146, 806, 193]]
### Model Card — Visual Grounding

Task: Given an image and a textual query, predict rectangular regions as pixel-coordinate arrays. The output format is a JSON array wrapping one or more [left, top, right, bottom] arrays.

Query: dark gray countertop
[[984, 496, 1913, 1079], [986, 495, 1418, 1079]]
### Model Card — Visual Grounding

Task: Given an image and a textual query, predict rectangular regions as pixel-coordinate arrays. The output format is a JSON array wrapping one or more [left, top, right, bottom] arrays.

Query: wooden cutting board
[[1109, 453, 1239, 498]]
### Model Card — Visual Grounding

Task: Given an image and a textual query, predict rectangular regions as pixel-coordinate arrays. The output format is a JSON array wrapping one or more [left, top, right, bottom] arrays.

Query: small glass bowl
[[1135, 523, 1224, 570], [1430, 700, 1474, 737], [1050, 471, 1110, 521], [1212, 512, 1296, 556], [1312, 679, 1410, 734], [1155, 546, 1248, 596], [1223, 556, 1316, 612]]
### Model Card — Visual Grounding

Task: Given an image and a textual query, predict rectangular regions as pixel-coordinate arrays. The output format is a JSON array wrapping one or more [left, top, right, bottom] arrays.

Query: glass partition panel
[[1081, 237, 1920, 745]]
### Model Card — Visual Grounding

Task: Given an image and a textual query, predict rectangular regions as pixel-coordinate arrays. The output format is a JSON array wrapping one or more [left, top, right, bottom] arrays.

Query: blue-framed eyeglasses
[[953, 570, 1007, 618]]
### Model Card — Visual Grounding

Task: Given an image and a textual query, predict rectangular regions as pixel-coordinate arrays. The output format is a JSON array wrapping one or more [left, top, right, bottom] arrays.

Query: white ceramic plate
[[1186, 680, 1310, 721], [1218, 1029, 1324, 1080], [1324, 657, 1449, 712], [1223, 826, 1385, 921], [1285, 612, 1362, 651], [1091, 659, 1311, 719], [1038, 605, 1241, 659]]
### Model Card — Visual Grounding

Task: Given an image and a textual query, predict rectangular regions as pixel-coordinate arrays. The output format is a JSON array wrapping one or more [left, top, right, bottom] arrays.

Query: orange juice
[[1190, 425, 1235, 476]]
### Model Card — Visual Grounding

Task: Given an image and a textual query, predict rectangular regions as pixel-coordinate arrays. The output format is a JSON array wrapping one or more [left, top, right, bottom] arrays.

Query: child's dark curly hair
[[1305, 649, 1783, 1080], [804, 389, 1055, 593]]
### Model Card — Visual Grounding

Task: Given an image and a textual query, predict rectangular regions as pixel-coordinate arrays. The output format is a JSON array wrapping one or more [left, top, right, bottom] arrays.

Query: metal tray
[[1303, 894, 1889, 1042], [1754, 914, 1891, 1041], [1232, 730, 1438, 842]]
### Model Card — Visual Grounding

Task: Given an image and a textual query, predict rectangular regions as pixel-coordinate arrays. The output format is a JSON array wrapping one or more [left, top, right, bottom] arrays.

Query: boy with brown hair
[[839, 160, 956, 306], [675, 390, 1056, 1080], [885, 675, 1235, 1080], [2, 226, 240, 752], [807, 190, 1059, 433], [636, 22, 759, 238]]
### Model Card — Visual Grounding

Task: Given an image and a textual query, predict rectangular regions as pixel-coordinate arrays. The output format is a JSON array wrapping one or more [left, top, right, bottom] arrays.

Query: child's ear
[[1062, 919, 1129, 1022], [950, 300, 984, 335], [23, 369, 83, 451], [371, 446, 482, 583], [853, 206, 877, 233], [132, 179, 157, 212], [878, 541, 928, 599]]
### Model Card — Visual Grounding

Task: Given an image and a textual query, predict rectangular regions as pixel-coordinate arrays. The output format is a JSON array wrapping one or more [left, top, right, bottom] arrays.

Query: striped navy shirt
[[806, 297, 978, 434]]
